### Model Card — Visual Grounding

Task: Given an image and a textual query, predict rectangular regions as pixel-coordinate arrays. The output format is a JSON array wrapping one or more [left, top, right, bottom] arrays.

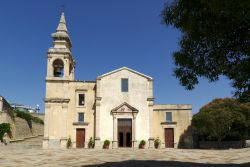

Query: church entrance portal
[[118, 119, 132, 147]]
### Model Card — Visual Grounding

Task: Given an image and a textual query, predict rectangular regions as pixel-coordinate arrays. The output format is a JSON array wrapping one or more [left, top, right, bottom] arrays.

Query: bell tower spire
[[46, 11, 75, 80], [56, 12, 68, 32], [52, 12, 72, 49]]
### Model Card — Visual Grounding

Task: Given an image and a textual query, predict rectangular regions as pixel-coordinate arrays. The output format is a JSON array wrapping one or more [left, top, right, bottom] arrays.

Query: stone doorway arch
[[111, 102, 138, 148]]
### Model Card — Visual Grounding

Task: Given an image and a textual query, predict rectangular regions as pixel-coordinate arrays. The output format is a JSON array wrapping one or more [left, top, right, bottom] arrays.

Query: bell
[[54, 67, 62, 77]]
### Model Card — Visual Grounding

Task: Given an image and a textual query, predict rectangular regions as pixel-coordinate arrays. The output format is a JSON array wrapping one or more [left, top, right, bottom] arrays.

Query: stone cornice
[[95, 97, 102, 101], [72, 122, 89, 126], [44, 98, 70, 103], [47, 48, 71, 55], [147, 97, 154, 101], [75, 89, 88, 92], [154, 104, 192, 111], [45, 77, 70, 82], [160, 122, 177, 125]]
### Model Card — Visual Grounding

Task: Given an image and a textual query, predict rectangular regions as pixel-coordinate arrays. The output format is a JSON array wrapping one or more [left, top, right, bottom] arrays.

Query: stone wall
[[0, 112, 14, 124], [246, 140, 250, 147], [0, 111, 43, 140], [0, 96, 9, 111], [12, 117, 43, 140], [0, 96, 44, 140]]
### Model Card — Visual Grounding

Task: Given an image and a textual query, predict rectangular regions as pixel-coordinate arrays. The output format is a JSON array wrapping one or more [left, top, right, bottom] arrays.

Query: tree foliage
[[0, 123, 11, 142], [162, 0, 250, 102], [192, 98, 250, 141]]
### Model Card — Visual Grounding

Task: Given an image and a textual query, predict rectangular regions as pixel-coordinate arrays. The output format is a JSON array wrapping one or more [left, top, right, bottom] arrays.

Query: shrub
[[140, 140, 146, 145], [139, 140, 146, 148], [103, 139, 110, 149], [32, 116, 44, 125], [154, 137, 161, 148], [88, 137, 95, 148], [0, 123, 11, 142], [67, 136, 72, 148], [104, 139, 110, 146], [192, 98, 250, 142]]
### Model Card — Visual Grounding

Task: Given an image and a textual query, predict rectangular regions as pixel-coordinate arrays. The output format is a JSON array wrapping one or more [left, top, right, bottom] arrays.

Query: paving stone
[[0, 137, 250, 166]]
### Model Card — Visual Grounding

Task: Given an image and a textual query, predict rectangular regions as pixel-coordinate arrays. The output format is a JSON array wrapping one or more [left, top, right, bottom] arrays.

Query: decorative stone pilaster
[[60, 137, 67, 148], [147, 97, 154, 149], [132, 116, 136, 148], [148, 137, 154, 149], [112, 141, 118, 149], [132, 140, 137, 149], [112, 114, 118, 149], [95, 95, 102, 149], [94, 137, 101, 149], [43, 103, 50, 149], [61, 103, 68, 143]]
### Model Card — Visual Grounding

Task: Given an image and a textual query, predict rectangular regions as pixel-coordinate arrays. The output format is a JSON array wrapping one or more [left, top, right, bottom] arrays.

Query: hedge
[[0, 123, 11, 142]]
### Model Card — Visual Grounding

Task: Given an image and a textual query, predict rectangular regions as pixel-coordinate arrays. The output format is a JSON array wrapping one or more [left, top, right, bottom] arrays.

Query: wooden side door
[[165, 128, 174, 148], [76, 128, 85, 148]]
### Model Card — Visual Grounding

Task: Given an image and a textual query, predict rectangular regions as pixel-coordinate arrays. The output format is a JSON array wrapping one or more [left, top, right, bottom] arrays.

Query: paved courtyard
[[0, 137, 250, 167]]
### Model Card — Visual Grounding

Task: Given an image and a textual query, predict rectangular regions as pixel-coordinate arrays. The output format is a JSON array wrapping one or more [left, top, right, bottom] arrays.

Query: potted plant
[[88, 137, 95, 149], [139, 140, 146, 149], [66, 136, 72, 149], [154, 137, 161, 149], [103, 139, 110, 149]]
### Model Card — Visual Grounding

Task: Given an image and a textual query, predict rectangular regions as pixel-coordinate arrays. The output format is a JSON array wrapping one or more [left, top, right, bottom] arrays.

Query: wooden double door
[[118, 119, 132, 147], [76, 128, 85, 148], [165, 128, 174, 148]]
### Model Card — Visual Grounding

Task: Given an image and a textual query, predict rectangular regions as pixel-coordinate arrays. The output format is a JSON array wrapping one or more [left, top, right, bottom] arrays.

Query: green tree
[[162, 0, 250, 102], [192, 98, 250, 141], [0, 123, 11, 142]]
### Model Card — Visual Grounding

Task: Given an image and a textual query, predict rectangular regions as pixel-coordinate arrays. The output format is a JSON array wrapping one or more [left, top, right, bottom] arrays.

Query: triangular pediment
[[111, 102, 138, 113], [97, 67, 153, 80]]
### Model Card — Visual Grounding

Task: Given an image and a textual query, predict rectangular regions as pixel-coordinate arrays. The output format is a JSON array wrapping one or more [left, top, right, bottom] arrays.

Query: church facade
[[43, 12, 192, 149]]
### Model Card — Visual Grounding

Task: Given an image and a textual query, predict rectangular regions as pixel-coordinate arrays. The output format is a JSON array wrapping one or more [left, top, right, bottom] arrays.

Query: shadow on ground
[[82, 160, 250, 167]]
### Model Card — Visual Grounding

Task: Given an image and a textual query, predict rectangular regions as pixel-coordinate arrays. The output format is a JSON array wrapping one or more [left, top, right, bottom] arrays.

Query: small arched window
[[69, 63, 73, 75], [53, 59, 64, 77]]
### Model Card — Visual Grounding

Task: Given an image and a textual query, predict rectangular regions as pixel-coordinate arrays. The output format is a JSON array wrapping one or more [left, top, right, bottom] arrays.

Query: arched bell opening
[[53, 59, 64, 77]]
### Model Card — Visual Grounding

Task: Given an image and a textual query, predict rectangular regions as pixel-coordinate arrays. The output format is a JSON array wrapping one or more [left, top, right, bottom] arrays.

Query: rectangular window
[[166, 112, 172, 122], [78, 113, 84, 122], [121, 78, 128, 92], [78, 94, 85, 106]]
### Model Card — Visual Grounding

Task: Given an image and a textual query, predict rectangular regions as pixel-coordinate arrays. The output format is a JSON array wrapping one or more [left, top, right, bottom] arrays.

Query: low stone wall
[[199, 141, 245, 149], [0, 112, 13, 124], [12, 117, 43, 140], [0, 112, 43, 140], [0, 96, 10, 112], [245, 140, 250, 148]]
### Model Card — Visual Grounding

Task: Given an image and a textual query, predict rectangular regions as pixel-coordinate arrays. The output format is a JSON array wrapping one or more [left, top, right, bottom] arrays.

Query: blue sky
[[0, 0, 232, 114]]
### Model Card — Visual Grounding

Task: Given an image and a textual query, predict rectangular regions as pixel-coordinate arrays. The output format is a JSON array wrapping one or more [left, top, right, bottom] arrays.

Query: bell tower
[[46, 12, 74, 80], [43, 12, 74, 148]]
